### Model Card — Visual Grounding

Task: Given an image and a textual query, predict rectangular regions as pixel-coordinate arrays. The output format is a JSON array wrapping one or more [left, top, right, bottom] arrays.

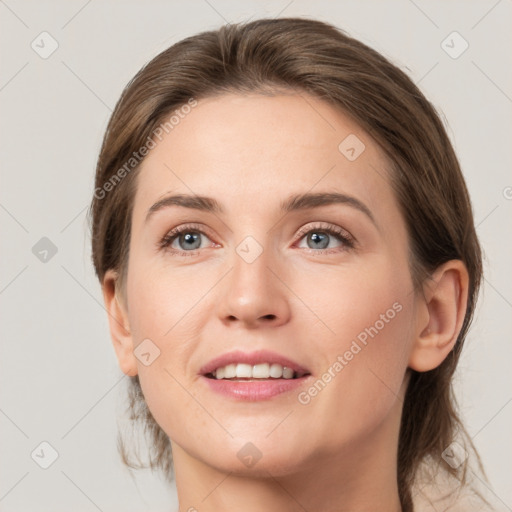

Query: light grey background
[[1, 1, 511, 511]]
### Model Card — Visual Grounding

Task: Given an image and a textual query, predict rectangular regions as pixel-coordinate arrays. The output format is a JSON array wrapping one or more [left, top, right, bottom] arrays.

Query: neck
[[172, 398, 404, 512]]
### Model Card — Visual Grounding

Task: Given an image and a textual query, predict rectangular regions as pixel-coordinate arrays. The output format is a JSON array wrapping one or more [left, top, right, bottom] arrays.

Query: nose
[[216, 243, 291, 329]]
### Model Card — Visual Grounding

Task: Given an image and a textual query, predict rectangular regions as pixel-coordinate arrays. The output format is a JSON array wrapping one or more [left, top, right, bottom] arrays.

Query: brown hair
[[89, 17, 488, 511]]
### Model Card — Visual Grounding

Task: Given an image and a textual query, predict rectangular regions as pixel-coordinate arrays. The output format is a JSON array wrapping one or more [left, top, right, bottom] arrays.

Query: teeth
[[213, 362, 297, 380], [253, 363, 270, 379], [269, 363, 283, 378], [223, 364, 236, 378], [282, 367, 294, 379], [236, 363, 252, 378]]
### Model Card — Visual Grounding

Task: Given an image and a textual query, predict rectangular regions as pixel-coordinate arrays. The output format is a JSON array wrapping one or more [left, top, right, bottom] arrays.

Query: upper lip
[[199, 349, 311, 377]]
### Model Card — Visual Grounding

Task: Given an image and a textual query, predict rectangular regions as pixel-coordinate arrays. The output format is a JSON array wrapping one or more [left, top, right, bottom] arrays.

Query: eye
[[159, 222, 355, 257], [159, 223, 215, 256], [294, 223, 355, 253]]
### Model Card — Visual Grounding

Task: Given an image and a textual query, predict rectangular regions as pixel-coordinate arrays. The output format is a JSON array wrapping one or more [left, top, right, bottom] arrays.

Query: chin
[[211, 455, 305, 478]]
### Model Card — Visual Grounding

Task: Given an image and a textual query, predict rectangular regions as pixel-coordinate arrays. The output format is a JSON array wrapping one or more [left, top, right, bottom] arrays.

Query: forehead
[[132, 92, 397, 224]]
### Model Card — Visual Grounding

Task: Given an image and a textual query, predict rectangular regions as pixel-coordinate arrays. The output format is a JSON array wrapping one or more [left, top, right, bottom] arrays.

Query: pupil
[[309, 232, 328, 249], [181, 232, 201, 250]]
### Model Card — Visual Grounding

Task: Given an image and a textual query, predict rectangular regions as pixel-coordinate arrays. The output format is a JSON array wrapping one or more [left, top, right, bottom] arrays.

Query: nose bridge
[[232, 234, 272, 292], [217, 232, 290, 327]]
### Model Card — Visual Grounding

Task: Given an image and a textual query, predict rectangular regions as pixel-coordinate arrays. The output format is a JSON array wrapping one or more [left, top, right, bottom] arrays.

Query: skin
[[102, 92, 469, 512]]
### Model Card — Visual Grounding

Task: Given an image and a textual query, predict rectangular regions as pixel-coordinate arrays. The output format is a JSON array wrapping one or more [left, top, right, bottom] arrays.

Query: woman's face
[[119, 92, 420, 476]]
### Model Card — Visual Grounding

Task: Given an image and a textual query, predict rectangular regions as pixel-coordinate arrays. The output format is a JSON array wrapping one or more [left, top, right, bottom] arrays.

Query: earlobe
[[408, 260, 469, 373], [102, 269, 138, 377]]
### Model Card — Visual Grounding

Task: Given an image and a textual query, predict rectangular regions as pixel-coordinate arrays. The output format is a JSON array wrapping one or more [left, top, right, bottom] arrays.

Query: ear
[[408, 260, 469, 372], [102, 269, 138, 377]]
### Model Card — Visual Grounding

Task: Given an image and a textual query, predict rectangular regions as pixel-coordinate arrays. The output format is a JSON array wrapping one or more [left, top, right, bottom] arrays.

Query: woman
[[89, 17, 492, 511]]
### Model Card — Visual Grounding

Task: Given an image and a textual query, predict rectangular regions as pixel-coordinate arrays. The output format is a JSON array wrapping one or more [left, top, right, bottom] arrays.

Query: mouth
[[204, 363, 310, 380], [199, 351, 313, 401], [199, 349, 311, 381]]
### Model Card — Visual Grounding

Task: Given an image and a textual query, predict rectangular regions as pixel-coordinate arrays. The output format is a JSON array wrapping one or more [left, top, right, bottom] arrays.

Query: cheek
[[126, 260, 204, 339], [124, 261, 216, 425], [293, 252, 412, 356], [294, 257, 413, 437]]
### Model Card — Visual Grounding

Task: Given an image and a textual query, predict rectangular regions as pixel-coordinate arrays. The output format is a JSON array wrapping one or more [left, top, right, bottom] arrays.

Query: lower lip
[[201, 375, 311, 401]]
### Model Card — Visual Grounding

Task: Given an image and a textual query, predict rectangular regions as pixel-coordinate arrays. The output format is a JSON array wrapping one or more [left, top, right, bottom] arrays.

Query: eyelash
[[158, 222, 355, 257]]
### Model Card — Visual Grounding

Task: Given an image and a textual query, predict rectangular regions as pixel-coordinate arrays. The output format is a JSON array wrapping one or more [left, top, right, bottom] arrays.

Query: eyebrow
[[145, 191, 377, 227]]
